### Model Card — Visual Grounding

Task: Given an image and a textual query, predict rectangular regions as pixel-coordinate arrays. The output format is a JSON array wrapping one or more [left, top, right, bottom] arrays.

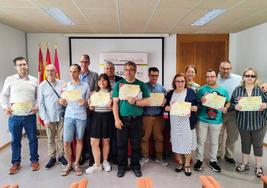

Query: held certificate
[[238, 96, 262, 111], [149, 93, 165, 106], [90, 91, 111, 107], [119, 84, 140, 100], [203, 93, 226, 110], [170, 101, 191, 117], [11, 101, 33, 115], [61, 90, 81, 102]]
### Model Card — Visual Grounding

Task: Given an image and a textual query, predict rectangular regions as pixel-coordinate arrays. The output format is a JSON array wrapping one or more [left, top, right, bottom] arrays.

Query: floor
[[0, 138, 265, 188]]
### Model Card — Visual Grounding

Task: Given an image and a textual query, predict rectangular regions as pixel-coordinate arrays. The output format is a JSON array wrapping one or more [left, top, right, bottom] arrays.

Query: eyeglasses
[[175, 80, 185, 83], [220, 67, 232, 71], [124, 69, 135, 72], [244, 75, 256, 78]]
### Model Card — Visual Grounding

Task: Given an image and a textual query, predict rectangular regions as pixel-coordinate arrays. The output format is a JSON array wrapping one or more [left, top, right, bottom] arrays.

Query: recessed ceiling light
[[43, 7, 74, 25], [192, 9, 226, 26]]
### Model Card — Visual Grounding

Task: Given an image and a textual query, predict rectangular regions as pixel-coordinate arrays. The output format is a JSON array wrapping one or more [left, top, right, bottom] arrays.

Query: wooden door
[[176, 34, 229, 85]]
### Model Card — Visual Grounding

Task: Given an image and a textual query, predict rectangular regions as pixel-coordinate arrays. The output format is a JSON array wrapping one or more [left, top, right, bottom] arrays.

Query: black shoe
[[224, 156, 236, 165], [193, 160, 203, 171], [209, 161, 221, 172], [45, 157, 56, 169], [58, 156, 68, 166], [117, 169, 125, 177], [79, 158, 85, 166], [132, 169, 142, 177]]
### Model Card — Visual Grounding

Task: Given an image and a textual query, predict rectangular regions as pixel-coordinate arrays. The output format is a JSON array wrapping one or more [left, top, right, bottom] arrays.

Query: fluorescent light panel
[[44, 7, 74, 25], [192, 9, 226, 26]]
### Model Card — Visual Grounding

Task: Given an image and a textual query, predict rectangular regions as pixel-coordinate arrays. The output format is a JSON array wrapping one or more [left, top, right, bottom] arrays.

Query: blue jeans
[[8, 114, 39, 164]]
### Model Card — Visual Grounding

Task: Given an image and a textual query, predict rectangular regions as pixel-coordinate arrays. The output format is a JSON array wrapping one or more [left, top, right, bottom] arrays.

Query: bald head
[[45, 64, 57, 82]]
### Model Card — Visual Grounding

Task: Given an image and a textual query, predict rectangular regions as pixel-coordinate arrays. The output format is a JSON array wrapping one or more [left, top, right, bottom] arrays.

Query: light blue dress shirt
[[217, 73, 242, 97]]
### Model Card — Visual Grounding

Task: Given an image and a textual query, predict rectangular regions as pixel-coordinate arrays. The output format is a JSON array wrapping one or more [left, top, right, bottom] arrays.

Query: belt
[[120, 115, 141, 121]]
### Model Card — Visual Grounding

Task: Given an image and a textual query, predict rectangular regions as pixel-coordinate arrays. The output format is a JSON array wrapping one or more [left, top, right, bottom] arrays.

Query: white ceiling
[[0, 0, 267, 34]]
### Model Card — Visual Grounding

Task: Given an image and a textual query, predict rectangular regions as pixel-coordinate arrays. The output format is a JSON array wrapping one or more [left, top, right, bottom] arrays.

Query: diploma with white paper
[[61, 90, 81, 102], [90, 91, 111, 107], [11, 101, 33, 115], [119, 84, 140, 100], [170, 101, 191, 117], [203, 92, 226, 110], [238, 96, 262, 111], [149, 93, 165, 106]]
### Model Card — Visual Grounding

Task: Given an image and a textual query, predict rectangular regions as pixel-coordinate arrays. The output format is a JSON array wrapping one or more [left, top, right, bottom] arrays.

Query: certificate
[[119, 84, 140, 100], [90, 91, 111, 107], [238, 96, 262, 111], [61, 90, 81, 101], [11, 101, 33, 115], [203, 92, 226, 110], [170, 101, 191, 117], [149, 93, 165, 106]]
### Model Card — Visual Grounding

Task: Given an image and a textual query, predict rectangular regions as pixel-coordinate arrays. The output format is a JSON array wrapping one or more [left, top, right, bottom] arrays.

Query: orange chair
[[1, 185, 19, 188], [136, 177, 153, 188], [69, 178, 88, 188], [200, 176, 222, 188], [260, 176, 267, 188]]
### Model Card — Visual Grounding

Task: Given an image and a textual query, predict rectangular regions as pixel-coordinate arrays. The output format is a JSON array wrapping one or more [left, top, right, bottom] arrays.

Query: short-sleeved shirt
[[112, 79, 150, 116], [197, 85, 230, 124], [217, 73, 242, 97], [63, 81, 90, 120]]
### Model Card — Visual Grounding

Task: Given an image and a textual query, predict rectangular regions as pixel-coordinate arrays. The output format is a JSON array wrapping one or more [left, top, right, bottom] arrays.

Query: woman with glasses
[[164, 73, 198, 176], [231, 68, 267, 177], [185, 65, 200, 92]]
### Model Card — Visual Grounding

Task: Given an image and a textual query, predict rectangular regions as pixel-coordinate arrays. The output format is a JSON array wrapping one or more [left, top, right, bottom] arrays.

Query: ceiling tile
[[0, 0, 37, 8], [74, 0, 116, 9], [158, 0, 200, 9]]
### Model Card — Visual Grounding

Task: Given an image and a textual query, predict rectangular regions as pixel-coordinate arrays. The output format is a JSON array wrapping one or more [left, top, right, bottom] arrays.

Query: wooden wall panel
[[176, 34, 229, 85]]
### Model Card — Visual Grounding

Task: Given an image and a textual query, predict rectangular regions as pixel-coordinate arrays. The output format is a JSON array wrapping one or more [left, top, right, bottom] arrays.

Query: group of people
[[1, 56, 266, 179]]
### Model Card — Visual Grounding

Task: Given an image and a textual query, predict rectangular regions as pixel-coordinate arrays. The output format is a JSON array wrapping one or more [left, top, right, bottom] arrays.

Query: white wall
[[229, 22, 267, 144], [27, 33, 177, 89], [0, 23, 26, 147]]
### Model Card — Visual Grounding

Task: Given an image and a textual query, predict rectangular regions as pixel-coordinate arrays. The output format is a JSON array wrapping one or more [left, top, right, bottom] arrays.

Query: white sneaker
[[139, 157, 149, 165], [102, 160, 111, 172], [85, 164, 102, 174], [155, 159, 169, 167]]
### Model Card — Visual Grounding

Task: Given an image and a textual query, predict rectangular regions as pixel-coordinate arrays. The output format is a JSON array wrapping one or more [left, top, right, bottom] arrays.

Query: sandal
[[175, 163, 184, 172], [236, 163, 250, 172], [61, 165, 73, 176], [184, 166, 192, 176], [255, 166, 264, 177], [74, 165, 83, 176]]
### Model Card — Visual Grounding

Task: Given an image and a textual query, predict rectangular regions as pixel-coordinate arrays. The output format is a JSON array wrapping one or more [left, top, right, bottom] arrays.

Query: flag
[[43, 47, 52, 80], [54, 47, 61, 79], [37, 47, 45, 126]]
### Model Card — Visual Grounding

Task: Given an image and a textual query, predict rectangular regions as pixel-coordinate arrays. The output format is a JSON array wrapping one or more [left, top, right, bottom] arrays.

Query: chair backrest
[[136, 177, 153, 188], [260, 176, 267, 188], [200, 176, 215, 188], [69, 178, 88, 188], [1, 185, 19, 188], [206, 176, 221, 188]]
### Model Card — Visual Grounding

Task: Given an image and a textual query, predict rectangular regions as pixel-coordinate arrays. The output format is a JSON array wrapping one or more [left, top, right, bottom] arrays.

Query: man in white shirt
[[1, 57, 40, 174], [217, 60, 242, 165]]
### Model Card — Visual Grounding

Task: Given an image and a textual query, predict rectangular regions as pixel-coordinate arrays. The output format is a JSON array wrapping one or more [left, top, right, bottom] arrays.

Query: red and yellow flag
[[37, 46, 45, 126], [43, 47, 52, 80], [54, 47, 61, 79]]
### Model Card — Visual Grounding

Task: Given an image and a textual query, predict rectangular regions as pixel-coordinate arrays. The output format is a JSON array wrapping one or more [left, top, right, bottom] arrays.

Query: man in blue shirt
[[140, 67, 168, 167]]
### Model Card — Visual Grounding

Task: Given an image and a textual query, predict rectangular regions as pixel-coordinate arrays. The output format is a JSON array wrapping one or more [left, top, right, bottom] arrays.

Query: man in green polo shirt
[[112, 61, 150, 178]]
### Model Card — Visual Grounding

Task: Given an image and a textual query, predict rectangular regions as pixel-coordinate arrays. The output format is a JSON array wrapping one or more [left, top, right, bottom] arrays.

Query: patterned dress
[[170, 89, 197, 154]]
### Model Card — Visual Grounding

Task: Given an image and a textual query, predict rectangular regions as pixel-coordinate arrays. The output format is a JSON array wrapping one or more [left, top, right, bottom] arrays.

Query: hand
[[89, 106, 95, 111], [259, 103, 267, 111], [4, 107, 12, 116], [115, 119, 123, 129], [31, 106, 39, 113], [235, 105, 242, 111], [78, 99, 87, 106], [165, 106, 171, 112], [160, 99, 166, 107], [260, 83, 267, 93], [58, 98, 67, 106], [106, 99, 113, 108], [191, 106, 197, 112], [201, 96, 207, 103], [126, 97, 136, 105], [220, 107, 227, 114], [87, 99, 91, 106]]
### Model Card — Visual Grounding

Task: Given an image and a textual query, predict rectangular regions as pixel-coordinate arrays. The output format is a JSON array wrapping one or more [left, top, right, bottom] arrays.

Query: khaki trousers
[[46, 119, 64, 158], [141, 116, 164, 160]]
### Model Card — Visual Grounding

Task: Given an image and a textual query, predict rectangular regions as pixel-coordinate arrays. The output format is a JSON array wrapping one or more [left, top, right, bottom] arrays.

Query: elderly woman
[[165, 73, 198, 176], [231, 68, 267, 177], [185, 65, 200, 92]]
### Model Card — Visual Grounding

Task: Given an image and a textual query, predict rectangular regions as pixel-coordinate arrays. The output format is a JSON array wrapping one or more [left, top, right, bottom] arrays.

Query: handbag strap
[[46, 80, 61, 99]]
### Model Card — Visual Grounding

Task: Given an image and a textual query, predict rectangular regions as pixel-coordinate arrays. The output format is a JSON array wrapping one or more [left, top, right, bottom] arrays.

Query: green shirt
[[112, 79, 150, 116], [197, 85, 230, 124]]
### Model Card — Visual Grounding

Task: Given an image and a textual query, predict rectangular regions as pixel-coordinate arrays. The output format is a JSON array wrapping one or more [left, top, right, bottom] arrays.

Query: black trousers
[[117, 116, 143, 171]]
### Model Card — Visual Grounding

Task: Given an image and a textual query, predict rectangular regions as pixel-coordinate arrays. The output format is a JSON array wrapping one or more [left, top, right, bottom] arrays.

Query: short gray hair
[[104, 61, 114, 67]]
